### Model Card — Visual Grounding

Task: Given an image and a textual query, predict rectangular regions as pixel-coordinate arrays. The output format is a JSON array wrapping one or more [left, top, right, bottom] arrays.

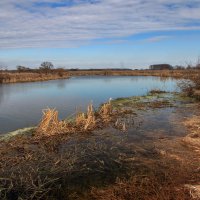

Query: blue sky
[[0, 0, 200, 69]]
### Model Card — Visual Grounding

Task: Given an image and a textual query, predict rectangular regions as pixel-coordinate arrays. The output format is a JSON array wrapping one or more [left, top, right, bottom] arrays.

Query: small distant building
[[149, 64, 173, 70]]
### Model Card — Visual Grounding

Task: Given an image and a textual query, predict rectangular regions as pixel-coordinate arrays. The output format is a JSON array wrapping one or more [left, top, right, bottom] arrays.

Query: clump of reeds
[[36, 108, 73, 136], [76, 103, 96, 130], [36, 99, 116, 136], [75, 112, 86, 127], [37, 108, 58, 132], [84, 103, 96, 130], [99, 98, 113, 122]]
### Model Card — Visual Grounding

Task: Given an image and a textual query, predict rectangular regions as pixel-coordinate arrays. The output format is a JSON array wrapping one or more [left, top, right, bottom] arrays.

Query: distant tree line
[[14, 62, 134, 73], [1, 58, 200, 73]]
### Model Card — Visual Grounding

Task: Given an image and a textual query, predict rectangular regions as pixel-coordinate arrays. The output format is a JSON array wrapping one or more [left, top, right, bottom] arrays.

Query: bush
[[179, 71, 200, 99]]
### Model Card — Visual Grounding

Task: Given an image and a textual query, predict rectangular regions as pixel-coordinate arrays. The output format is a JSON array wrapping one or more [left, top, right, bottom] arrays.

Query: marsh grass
[[0, 72, 69, 84], [99, 99, 112, 122], [1, 69, 199, 84], [0, 94, 200, 199], [36, 108, 74, 135], [36, 100, 114, 136]]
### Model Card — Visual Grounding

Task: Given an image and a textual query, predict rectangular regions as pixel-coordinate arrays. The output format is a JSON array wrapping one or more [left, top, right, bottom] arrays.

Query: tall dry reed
[[36, 100, 113, 136]]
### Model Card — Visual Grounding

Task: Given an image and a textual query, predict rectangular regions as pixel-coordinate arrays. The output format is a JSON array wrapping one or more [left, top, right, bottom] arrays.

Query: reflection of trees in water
[[131, 76, 140, 82], [159, 76, 171, 82], [0, 80, 69, 108], [56, 80, 66, 89], [102, 77, 112, 83], [130, 76, 151, 82], [0, 83, 44, 107], [158, 77, 173, 89], [0, 85, 8, 106], [0, 85, 4, 105]]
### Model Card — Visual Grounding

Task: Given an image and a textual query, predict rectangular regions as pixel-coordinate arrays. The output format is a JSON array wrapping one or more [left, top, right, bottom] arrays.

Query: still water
[[0, 76, 179, 133]]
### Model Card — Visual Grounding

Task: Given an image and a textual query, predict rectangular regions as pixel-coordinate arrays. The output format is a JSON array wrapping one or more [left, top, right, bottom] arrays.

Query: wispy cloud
[[143, 35, 172, 43], [0, 0, 200, 48]]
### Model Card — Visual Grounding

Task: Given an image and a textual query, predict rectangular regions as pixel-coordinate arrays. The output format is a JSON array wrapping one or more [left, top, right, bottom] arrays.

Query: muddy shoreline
[[0, 91, 199, 199]]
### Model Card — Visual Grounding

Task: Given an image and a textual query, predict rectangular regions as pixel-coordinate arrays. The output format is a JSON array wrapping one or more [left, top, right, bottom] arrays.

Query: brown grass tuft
[[36, 108, 73, 136], [182, 115, 200, 152], [84, 103, 96, 130], [99, 98, 113, 122], [36, 99, 122, 137], [76, 112, 86, 126]]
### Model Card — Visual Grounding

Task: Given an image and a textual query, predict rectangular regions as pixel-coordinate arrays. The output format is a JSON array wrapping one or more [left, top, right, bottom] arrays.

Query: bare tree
[[0, 65, 8, 73], [16, 65, 30, 72], [196, 56, 200, 69], [40, 62, 54, 70]]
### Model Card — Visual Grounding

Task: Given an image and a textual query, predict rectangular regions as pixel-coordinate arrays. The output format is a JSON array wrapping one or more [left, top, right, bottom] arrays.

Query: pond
[[0, 76, 179, 133]]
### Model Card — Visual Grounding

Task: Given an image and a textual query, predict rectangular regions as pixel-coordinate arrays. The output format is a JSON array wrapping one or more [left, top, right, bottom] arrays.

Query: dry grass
[[68, 69, 199, 79], [84, 103, 96, 130], [89, 156, 200, 200], [99, 99, 112, 122], [182, 115, 200, 152], [1, 69, 200, 84], [1, 96, 200, 199], [75, 103, 96, 130], [90, 175, 191, 200], [0, 72, 69, 83], [36, 108, 74, 136], [36, 100, 114, 136]]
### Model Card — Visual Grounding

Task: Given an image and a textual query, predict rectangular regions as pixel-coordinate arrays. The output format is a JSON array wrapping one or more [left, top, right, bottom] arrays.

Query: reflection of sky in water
[[0, 76, 178, 133]]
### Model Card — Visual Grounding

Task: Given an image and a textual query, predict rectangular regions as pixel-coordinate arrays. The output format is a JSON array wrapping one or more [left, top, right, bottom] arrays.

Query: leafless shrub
[[178, 72, 200, 99]]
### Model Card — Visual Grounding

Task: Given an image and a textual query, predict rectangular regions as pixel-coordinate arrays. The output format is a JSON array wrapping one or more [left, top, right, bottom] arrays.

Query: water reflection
[[56, 79, 67, 89], [0, 85, 5, 105], [0, 76, 178, 133]]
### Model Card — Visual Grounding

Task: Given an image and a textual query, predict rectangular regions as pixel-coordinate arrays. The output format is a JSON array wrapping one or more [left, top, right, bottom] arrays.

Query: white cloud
[[0, 0, 200, 48]]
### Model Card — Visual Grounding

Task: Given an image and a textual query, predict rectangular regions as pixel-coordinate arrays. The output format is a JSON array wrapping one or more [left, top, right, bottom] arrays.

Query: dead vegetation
[[68, 69, 200, 79], [99, 99, 113, 122], [36, 108, 74, 136], [36, 99, 115, 137], [182, 115, 200, 152], [0, 69, 199, 84], [0, 72, 69, 84], [90, 163, 192, 200], [0, 93, 200, 199], [74, 103, 97, 131], [0, 127, 199, 200], [179, 70, 200, 100]]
